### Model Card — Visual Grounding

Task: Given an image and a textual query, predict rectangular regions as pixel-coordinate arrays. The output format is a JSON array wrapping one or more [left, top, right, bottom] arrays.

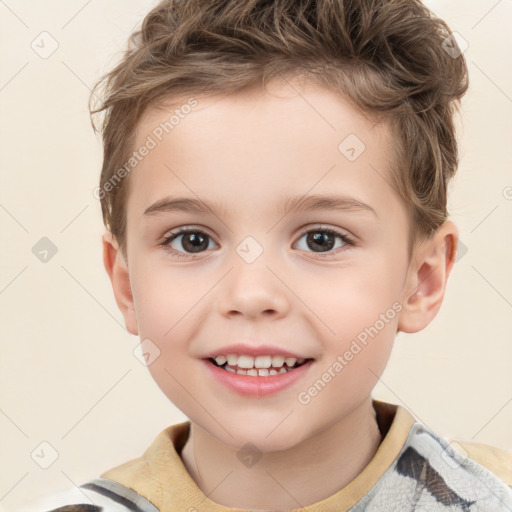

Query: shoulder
[[8, 478, 159, 512], [386, 422, 512, 509], [445, 437, 512, 486]]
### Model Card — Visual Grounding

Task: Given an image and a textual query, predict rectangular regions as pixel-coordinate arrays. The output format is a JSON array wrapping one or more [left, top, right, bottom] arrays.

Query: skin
[[102, 76, 458, 510]]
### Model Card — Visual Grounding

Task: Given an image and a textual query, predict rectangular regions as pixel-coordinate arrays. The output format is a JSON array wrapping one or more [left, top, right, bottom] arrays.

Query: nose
[[217, 260, 291, 320]]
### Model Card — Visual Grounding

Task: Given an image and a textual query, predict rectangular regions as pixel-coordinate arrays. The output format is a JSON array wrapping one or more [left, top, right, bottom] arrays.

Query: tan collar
[[100, 400, 416, 511]]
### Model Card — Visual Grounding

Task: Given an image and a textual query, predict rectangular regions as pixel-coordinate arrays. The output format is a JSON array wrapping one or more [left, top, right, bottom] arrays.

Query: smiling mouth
[[208, 357, 314, 377]]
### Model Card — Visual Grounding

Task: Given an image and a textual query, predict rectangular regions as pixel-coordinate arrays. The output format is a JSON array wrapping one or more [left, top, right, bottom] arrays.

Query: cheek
[[305, 260, 402, 338], [305, 256, 401, 387], [130, 268, 205, 405], [137, 289, 203, 414], [131, 263, 203, 339]]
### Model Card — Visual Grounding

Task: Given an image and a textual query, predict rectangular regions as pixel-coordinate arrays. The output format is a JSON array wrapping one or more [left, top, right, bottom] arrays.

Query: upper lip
[[202, 343, 313, 360]]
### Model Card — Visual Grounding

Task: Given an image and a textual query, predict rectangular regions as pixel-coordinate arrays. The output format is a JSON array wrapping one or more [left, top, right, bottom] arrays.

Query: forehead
[[136, 78, 385, 145], [128, 78, 399, 224]]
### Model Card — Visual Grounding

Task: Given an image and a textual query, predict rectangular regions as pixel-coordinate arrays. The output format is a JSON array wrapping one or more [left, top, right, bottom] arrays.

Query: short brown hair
[[89, 0, 469, 261]]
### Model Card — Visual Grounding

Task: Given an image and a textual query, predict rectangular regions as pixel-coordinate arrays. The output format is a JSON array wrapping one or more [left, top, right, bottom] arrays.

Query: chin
[[209, 416, 313, 453]]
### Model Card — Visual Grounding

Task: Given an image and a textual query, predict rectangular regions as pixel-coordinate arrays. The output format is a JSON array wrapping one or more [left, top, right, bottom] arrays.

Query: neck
[[180, 396, 383, 510]]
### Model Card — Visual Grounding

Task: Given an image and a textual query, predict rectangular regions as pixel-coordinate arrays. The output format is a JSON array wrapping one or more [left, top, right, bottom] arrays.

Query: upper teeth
[[214, 354, 305, 368]]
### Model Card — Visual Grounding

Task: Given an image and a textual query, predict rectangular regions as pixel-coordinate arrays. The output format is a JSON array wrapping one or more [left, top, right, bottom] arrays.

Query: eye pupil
[[183, 232, 208, 253], [307, 232, 335, 252]]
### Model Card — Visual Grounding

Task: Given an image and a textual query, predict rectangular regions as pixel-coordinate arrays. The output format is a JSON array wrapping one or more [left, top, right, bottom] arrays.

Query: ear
[[102, 232, 139, 336], [397, 220, 458, 333]]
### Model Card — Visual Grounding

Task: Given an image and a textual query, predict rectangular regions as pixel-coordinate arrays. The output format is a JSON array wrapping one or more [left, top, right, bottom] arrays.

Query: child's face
[[112, 78, 422, 450]]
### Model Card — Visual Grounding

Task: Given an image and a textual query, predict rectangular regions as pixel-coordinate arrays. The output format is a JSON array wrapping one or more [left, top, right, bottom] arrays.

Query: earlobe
[[102, 232, 139, 336], [397, 221, 458, 334]]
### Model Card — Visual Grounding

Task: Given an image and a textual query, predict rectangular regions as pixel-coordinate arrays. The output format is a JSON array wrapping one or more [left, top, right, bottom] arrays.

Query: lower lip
[[202, 359, 314, 397]]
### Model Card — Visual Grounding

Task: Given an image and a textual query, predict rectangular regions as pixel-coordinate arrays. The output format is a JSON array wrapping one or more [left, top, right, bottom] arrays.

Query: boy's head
[[91, 0, 468, 264], [93, 0, 468, 450]]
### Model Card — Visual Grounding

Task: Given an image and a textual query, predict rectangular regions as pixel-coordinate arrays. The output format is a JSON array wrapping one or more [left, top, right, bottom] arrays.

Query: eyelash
[[159, 226, 355, 259]]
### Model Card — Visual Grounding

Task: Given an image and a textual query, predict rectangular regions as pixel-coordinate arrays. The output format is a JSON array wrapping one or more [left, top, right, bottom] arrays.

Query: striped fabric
[[9, 478, 157, 512], [349, 423, 512, 511]]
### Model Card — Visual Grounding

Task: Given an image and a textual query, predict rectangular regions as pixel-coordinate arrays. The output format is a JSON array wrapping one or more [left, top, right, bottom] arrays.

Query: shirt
[[15, 399, 512, 511]]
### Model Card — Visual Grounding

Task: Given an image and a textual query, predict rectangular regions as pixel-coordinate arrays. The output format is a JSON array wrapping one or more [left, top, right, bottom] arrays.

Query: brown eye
[[161, 228, 218, 257], [178, 232, 209, 253], [305, 232, 336, 252], [294, 227, 354, 255]]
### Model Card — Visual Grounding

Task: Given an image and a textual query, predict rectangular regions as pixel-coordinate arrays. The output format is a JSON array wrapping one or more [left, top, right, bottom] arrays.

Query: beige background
[[1, 0, 511, 509]]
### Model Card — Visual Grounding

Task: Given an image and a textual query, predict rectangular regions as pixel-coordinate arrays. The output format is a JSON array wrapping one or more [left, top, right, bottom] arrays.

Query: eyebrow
[[142, 194, 378, 218]]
